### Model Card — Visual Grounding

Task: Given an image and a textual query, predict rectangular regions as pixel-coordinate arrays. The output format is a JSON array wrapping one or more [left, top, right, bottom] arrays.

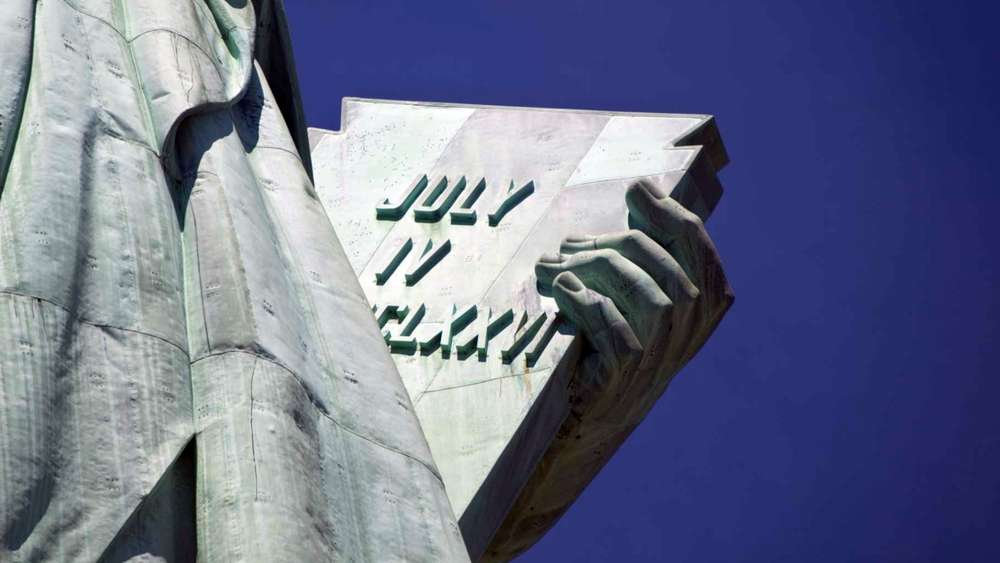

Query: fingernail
[[555, 272, 585, 292]]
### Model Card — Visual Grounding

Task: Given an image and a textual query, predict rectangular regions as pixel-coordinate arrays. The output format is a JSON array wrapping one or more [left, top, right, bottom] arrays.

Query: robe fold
[[0, 1, 468, 561]]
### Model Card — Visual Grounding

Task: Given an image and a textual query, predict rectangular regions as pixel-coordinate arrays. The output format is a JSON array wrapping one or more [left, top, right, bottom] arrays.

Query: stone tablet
[[310, 98, 728, 554]]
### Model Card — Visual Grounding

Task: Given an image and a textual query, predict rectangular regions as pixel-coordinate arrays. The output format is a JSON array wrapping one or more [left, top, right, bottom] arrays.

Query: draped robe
[[0, 1, 468, 560]]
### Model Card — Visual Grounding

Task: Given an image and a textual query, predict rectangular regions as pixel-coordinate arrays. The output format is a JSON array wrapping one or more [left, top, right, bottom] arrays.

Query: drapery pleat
[[0, 1, 467, 561]]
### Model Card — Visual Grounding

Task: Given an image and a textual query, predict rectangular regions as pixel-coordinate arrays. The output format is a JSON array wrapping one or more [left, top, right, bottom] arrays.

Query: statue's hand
[[535, 179, 734, 425]]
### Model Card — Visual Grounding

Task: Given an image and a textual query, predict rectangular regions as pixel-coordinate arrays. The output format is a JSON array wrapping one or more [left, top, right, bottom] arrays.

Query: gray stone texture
[[0, 2, 466, 561]]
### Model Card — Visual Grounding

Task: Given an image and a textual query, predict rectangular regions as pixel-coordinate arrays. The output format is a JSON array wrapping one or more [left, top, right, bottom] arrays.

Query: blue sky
[[284, 1, 999, 560]]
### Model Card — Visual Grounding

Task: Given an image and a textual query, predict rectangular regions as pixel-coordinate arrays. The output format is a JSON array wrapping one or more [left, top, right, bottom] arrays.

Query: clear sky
[[283, 1, 999, 560]]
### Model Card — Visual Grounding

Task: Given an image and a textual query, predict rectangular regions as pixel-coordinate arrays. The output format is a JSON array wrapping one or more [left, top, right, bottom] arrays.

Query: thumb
[[552, 271, 643, 376]]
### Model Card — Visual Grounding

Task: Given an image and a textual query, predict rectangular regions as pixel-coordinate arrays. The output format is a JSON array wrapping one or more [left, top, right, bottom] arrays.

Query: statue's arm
[[484, 179, 734, 560]]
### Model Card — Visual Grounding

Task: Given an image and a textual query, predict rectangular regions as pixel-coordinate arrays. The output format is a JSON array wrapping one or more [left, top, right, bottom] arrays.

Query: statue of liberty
[[0, 1, 733, 561]]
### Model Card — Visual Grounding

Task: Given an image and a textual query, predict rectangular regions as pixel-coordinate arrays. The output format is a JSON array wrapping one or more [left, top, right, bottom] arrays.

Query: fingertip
[[535, 254, 569, 292], [632, 179, 667, 199], [625, 181, 661, 218], [534, 263, 556, 286], [551, 271, 590, 330], [560, 235, 597, 254], [625, 181, 650, 203], [553, 271, 585, 293]]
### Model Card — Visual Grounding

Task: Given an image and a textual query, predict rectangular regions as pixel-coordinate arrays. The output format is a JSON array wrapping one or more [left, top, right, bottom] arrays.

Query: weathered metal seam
[[190, 348, 447, 484]]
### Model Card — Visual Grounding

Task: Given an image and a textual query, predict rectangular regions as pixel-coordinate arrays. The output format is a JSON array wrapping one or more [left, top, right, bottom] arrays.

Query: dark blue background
[[283, 1, 999, 560]]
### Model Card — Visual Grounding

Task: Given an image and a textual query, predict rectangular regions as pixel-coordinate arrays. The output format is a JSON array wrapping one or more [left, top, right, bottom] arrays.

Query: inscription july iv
[[370, 174, 555, 363]]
